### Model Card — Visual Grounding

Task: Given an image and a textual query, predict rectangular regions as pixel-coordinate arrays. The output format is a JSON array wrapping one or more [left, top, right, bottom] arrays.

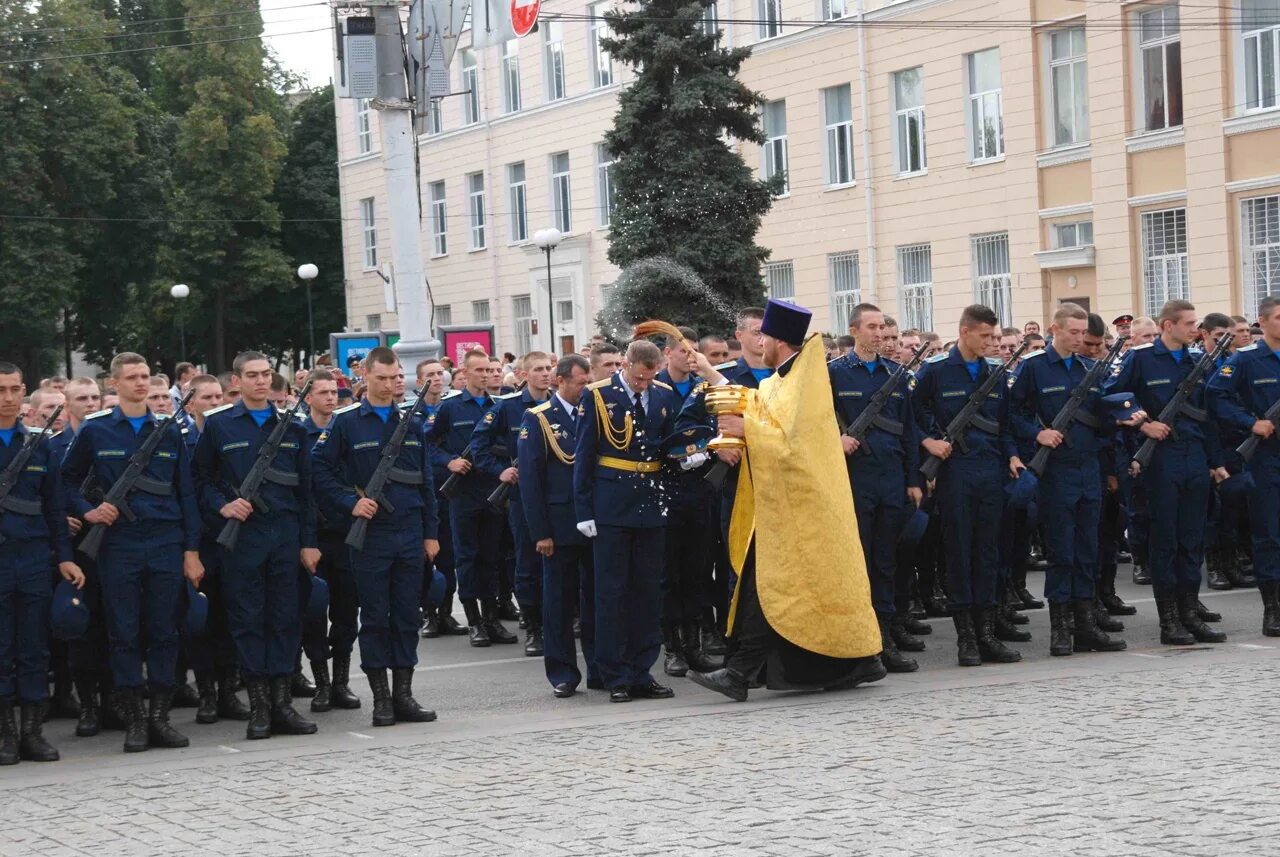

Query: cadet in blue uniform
[[0, 362, 84, 764], [473, 352, 554, 656], [312, 347, 441, 727], [60, 352, 204, 753], [194, 351, 318, 740], [911, 305, 1023, 667], [1207, 295, 1280, 637], [1106, 299, 1229, 646], [574, 340, 681, 703], [1009, 303, 1129, 657], [829, 303, 923, 673], [425, 350, 516, 647], [519, 354, 600, 697]]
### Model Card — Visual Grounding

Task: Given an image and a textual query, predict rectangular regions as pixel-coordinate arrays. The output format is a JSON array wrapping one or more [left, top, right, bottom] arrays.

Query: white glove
[[576, 520, 598, 538], [680, 452, 709, 471]]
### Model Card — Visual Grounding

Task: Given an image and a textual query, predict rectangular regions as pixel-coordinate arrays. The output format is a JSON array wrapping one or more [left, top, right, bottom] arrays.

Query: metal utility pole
[[373, 2, 440, 367]]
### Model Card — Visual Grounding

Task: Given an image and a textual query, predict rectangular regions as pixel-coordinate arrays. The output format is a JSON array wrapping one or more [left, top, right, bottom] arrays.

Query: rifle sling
[[1071, 409, 1101, 429], [388, 467, 425, 486], [967, 414, 1000, 436], [0, 495, 42, 516], [262, 468, 300, 488], [133, 476, 173, 496], [870, 414, 904, 436]]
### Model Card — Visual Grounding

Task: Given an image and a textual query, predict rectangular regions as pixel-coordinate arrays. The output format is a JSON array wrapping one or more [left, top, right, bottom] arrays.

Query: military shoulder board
[[924, 353, 948, 364], [1021, 349, 1045, 360], [203, 403, 235, 417], [651, 379, 673, 391], [85, 409, 113, 420], [530, 401, 552, 414], [495, 391, 522, 400], [334, 402, 361, 415], [1239, 343, 1259, 352], [587, 379, 611, 390], [985, 357, 1003, 365], [439, 389, 462, 401], [713, 361, 738, 371], [1129, 343, 1154, 350]]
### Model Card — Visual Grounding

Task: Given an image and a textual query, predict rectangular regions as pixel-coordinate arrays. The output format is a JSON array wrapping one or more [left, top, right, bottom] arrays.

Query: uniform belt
[[598, 455, 661, 474], [0, 495, 42, 516], [263, 468, 300, 487], [1072, 409, 1101, 429], [388, 467, 425, 485], [871, 414, 904, 436], [133, 476, 173, 496], [967, 414, 1000, 435]]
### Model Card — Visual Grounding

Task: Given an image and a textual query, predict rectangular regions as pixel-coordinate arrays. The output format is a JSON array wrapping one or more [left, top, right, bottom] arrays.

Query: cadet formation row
[[3, 295, 1280, 763]]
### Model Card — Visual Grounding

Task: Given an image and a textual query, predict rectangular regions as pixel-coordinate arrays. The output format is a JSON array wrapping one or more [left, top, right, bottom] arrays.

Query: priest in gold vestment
[[690, 300, 886, 702]]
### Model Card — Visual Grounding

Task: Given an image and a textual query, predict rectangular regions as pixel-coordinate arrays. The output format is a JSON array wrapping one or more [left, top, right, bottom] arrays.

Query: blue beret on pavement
[[1005, 469, 1040, 509], [184, 582, 208, 637], [50, 580, 90, 641], [761, 299, 813, 346]]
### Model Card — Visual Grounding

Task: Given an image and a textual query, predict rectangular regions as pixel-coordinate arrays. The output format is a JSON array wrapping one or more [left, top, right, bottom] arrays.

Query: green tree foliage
[[599, 0, 778, 336]]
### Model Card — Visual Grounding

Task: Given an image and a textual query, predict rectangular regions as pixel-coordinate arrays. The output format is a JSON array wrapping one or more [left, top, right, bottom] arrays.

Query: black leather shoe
[[902, 614, 932, 636], [700, 625, 728, 655], [975, 608, 1022, 663], [552, 683, 576, 699], [391, 669, 437, 723], [687, 668, 748, 702], [1132, 563, 1152, 585], [1260, 581, 1280, 637], [172, 681, 200, 709], [1117, 550, 1133, 564], [878, 615, 918, 673], [663, 650, 689, 677], [290, 670, 316, 698], [629, 680, 674, 699], [245, 678, 272, 740], [270, 677, 318, 734], [524, 624, 544, 657], [18, 702, 59, 762], [420, 614, 440, 638], [1014, 587, 1044, 611], [468, 623, 491, 647], [1072, 601, 1127, 652], [1099, 589, 1137, 616], [995, 606, 1032, 642], [498, 598, 521, 622], [1156, 594, 1194, 645], [609, 688, 632, 703], [147, 690, 190, 748], [439, 614, 470, 636], [1093, 601, 1125, 633], [1195, 599, 1222, 623], [889, 615, 926, 652], [1178, 593, 1226, 643], [483, 600, 518, 644]]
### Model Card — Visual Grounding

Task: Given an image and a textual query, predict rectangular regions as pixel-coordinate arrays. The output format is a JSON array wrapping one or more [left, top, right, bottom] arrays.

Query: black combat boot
[[1177, 592, 1226, 643], [73, 673, 100, 737], [975, 608, 1022, 663], [463, 599, 490, 647], [330, 654, 361, 709], [889, 614, 926, 652], [687, 667, 749, 702], [270, 676, 318, 735], [1093, 599, 1125, 633], [1132, 562, 1152, 585], [1156, 593, 1194, 645], [366, 669, 395, 727], [524, 617, 544, 657], [194, 670, 219, 724], [420, 613, 440, 638], [18, 702, 59, 762], [290, 652, 316, 698], [0, 700, 17, 765], [147, 688, 190, 748], [498, 596, 521, 622], [1236, 544, 1258, 584], [438, 610, 469, 636], [391, 668, 437, 722], [483, 599, 518, 644], [309, 660, 333, 713], [995, 602, 1032, 642], [217, 667, 250, 721], [171, 678, 200, 709], [1260, 581, 1280, 637], [902, 613, 933, 636], [101, 685, 128, 732], [1098, 565, 1136, 615], [1048, 602, 1073, 656], [1072, 601, 1127, 652], [121, 688, 149, 753], [245, 677, 272, 740], [878, 615, 918, 673], [1003, 589, 1030, 625], [1011, 568, 1044, 610], [952, 611, 981, 667], [682, 622, 722, 673], [662, 625, 688, 676], [1194, 598, 1222, 623], [700, 621, 729, 655], [1206, 545, 1232, 590], [49, 664, 79, 720]]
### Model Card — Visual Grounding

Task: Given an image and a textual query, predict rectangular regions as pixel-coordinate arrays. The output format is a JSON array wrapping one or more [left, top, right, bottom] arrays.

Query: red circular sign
[[510, 0, 541, 38]]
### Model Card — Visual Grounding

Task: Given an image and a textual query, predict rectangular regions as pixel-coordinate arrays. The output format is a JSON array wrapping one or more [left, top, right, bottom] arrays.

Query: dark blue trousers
[[451, 500, 503, 601], [510, 500, 541, 616], [98, 523, 183, 691], [424, 496, 457, 612], [1145, 441, 1210, 596], [187, 540, 235, 673], [1248, 453, 1280, 584], [851, 461, 909, 616], [351, 521, 423, 670], [593, 525, 664, 691], [67, 557, 109, 676], [220, 516, 301, 679], [1039, 457, 1102, 604], [936, 457, 1004, 611], [661, 494, 713, 626], [302, 531, 359, 662], [542, 544, 597, 689], [0, 542, 52, 702]]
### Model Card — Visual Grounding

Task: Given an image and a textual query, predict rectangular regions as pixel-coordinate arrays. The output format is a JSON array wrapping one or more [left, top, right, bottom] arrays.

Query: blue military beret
[[661, 425, 715, 459], [898, 509, 930, 546], [306, 574, 330, 623], [184, 582, 208, 636], [1005, 469, 1040, 509], [1102, 392, 1141, 423], [425, 568, 447, 609], [50, 580, 90, 641], [1218, 470, 1256, 500]]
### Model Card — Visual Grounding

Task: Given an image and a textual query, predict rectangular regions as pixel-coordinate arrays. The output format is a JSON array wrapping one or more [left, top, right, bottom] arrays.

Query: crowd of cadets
[[3, 296, 1279, 761]]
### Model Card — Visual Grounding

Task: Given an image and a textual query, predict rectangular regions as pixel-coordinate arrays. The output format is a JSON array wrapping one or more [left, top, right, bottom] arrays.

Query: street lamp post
[[297, 263, 319, 367], [170, 284, 190, 358], [533, 228, 562, 354]]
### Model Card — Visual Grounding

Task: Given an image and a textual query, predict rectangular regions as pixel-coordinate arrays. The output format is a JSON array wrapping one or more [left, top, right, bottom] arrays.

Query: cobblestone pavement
[[3, 580, 1279, 857]]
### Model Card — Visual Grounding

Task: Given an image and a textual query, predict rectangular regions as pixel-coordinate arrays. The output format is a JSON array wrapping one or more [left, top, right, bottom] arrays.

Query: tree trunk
[[213, 286, 227, 372]]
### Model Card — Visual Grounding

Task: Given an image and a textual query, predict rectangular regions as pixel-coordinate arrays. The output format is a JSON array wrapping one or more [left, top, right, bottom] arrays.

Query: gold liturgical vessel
[[705, 385, 749, 451]]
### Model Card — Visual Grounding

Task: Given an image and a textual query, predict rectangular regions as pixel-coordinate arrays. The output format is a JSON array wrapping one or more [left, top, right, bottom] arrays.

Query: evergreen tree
[[599, 0, 778, 336]]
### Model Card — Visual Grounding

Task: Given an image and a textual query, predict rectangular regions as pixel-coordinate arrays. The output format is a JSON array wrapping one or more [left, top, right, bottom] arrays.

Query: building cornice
[[1036, 143, 1092, 169], [1127, 190, 1187, 208], [1224, 174, 1280, 194], [1038, 203, 1093, 220], [1223, 109, 1280, 137], [339, 151, 382, 169], [1036, 245, 1096, 270], [1124, 126, 1185, 154]]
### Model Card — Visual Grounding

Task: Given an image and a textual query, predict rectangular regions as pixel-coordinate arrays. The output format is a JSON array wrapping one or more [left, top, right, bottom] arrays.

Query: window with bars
[[502, 40, 522, 114], [356, 98, 372, 154], [764, 261, 795, 301], [513, 295, 535, 355], [467, 172, 486, 250], [473, 299, 491, 323], [589, 2, 614, 88], [596, 143, 616, 227], [1048, 27, 1089, 146], [425, 98, 443, 135], [967, 48, 1004, 161], [1140, 208, 1189, 314], [429, 181, 447, 257], [762, 100, 789, 194], [1139, 6, 1182, 131], [551, 151, 572, 233], [1242, 0, 1280, 110], [507, 162, 528, 243], [971, 232, 1013, 327], [460, 49, 480, 126], [758, 0, 781, 39], [823, 85, 854, 186], [828, 252, 861, 332], [897, 244, 933, 331], [366, 313, 381, 331], [893, 68, 927, 174], [1243, 195, 1280, 313], [360, 197, 377, 269], [544, 20, 566, 102], [436, 304, 453, 327], [1053, 221, 1094, 248]]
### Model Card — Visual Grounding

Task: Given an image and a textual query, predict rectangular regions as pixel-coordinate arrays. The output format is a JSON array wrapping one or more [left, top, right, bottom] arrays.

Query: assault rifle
[[1237, 396, 1280, 463], [840, 343, 929, 456], [1026, 336, 1128, 477], [346, 387, 431, 550], [1132, 333, 1232, 470], [0, 405, 64, 546]]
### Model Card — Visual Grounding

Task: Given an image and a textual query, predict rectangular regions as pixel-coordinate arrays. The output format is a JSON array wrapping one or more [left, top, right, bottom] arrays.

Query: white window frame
[[702, 1, 720, 38], [1140, 207, 1190, 314], [758, 0, 781, 40], [1240, 0, 1280, 111], [425, 98, 443, 135], [596, 143, 616, 228], [513, 294, 535, 355], [1242, 194, 1280, 312], [824, 0, 849, 19], [1136, 5, 1182, 132], [436, 304, 453, 327], [762, 100, 789, 194], [828, 251, 861, 331], [589, 2, 614, 88], [764, 261, 795, 301], [966, 48, 1004, 162], [467, 172, 486, 251], [508, 162, 528, 243], [360, 197, 377, 270], [893, 67, 927, 176], [502, 39, 522, 114], [429, 181, 448, 258], [544, 20, 566, 102], [1052, 220, 1094, 249], [822, 85, 855, 187], [473, 300, 491, 323], [897, 243, 933, 332], [1047, 26, 1089, 147], [551, 151, 573, 234], [461, 49, 480, 126], [355, 98, 372, 154], [971, 232, 1013, 327]]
